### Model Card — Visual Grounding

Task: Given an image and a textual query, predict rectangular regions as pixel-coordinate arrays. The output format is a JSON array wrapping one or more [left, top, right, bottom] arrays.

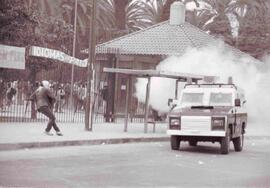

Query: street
[[0, 138, 270, 188], [1, 1, 270, 187]]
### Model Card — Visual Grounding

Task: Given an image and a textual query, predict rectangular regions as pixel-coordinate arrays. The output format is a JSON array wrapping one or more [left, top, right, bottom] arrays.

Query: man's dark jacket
[[31, 87, 56, 110]]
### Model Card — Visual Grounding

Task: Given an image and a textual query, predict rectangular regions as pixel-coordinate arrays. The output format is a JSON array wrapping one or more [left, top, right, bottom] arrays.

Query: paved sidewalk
[[0, 120, 269, 151], [0, 122, 169, 151]]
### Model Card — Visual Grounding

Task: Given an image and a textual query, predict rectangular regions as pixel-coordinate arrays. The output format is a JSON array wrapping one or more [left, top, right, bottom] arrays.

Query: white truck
[[167, 81, 247, 154]]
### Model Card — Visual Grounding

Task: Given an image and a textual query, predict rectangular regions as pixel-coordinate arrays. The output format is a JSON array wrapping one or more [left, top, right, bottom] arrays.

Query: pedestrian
[[63, 82, 71, 108], [59, 85, 65, 110], [0, 79, 5, 110], [6, 82, 16, 108], [30, 80, 63, 136], [55, 86, 65, 113], [17, 80, 23, 105], [80, 84, 87, 111]]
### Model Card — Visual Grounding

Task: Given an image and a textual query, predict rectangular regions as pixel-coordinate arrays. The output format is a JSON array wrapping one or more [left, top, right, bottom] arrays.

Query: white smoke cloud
[[135, 76, 175, 113], [135, 42, 270, 123]]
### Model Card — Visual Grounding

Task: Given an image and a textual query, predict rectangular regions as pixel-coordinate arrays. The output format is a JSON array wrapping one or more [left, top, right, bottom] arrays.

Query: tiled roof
[[96, 21, 205, 55], [92, 20, 260, 64], [94, 21, 250, 59]]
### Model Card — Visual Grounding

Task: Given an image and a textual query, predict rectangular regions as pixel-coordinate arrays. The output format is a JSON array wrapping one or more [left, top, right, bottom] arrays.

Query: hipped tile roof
[[94, 21, 252, 60]]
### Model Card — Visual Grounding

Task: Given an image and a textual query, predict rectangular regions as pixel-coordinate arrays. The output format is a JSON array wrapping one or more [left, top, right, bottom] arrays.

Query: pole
[[85, 0, 97, 131], [124, 76, 130, 132], [175, 79, 179, 99], [144, 77, 151, 133], [70, 0, 78, 108]]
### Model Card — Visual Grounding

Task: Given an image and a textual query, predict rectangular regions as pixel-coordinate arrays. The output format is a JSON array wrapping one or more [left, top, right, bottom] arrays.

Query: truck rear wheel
[[233, 134, 244, 152], [171, 135, 180, 150], [220, 133, 230, 154]]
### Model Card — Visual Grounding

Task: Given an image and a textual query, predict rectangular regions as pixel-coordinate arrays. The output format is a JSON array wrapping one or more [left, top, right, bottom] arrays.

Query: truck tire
[[220, 133, 230, 154], [189, 140, 197, 146], [171, 135, 180, 150], [233, 134, 244, 152]]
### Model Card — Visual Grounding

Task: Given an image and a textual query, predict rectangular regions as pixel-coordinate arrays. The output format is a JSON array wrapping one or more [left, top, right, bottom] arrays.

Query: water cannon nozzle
[[228, 76, 233, 84], [203, 76, 215, 83], [187, 78, 192, 84]]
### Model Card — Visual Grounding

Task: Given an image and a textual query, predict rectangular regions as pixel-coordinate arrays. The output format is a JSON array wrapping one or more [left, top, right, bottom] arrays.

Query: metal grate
[[181, 116, 211, 132]]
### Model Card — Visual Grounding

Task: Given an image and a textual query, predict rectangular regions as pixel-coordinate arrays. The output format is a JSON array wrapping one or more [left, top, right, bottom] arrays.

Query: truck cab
[[167, 83, 247, 154]]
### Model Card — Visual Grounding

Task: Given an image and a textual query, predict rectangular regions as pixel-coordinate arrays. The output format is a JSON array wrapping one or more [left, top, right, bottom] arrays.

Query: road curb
[[0, 137, 170, 151], [0, 135, 269, 151], [245, 136, 270, 140]]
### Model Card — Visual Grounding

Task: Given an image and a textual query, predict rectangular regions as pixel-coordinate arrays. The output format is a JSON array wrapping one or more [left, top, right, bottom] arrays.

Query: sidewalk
[[0, 120, 269, 151], [0, 122, 169, 151]]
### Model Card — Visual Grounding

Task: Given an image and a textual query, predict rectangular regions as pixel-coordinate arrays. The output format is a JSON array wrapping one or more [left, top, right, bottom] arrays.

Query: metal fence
[[0, 78, 106, 123], [0, 79, 149, 124], [0, 62, 162, 124]]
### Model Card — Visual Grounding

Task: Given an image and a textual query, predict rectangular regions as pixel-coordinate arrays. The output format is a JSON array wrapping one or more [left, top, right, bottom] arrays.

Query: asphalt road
[[0, 139, 269, 188]]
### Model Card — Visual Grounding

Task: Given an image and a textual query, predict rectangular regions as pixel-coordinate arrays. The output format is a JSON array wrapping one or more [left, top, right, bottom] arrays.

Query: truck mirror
[[168, 99, 178, 110], [235, 99, 241, 107], [168, 98, 173, 106]]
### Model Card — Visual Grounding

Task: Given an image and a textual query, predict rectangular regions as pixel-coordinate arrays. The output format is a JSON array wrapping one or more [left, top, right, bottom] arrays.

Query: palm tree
[[159, 0, 199, 21], [229, 0, 270, 58], [60, 0, 116, 52], [24, 0, 60, 16], [228, 0, 262, 18], [122, 0, 162, 32], [125, 0, 200, 32], [194, 0, 234, 45]]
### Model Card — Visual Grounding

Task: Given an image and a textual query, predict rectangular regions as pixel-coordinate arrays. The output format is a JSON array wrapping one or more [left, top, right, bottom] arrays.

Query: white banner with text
[[0, 44, 25, 69], [29, 46, 87, 67]]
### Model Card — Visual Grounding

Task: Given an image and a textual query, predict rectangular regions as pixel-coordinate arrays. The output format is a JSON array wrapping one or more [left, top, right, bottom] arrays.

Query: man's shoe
[[44, 131, 53, 136], [56, 131, 63, 136]]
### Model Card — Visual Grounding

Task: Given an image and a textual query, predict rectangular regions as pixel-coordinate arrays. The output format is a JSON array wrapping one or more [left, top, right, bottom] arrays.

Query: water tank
[[169, 1, 186, 25]]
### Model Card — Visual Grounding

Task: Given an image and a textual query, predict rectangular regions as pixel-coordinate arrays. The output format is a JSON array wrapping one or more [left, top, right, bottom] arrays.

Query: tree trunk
[[161, 0, 176, 21], [114, 0, 128, 30]]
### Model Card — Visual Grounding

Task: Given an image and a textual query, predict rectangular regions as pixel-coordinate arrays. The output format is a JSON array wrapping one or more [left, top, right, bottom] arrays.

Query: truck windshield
[[181, 93, 204, 107], [209, 93, 232, 106]]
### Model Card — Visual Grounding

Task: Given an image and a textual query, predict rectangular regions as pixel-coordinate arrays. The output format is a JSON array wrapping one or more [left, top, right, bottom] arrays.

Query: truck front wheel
[[189, 140, 197, 146], [171, 135, 180, 150], [233, 134, 244, 152], [220, 133, 230, 154]]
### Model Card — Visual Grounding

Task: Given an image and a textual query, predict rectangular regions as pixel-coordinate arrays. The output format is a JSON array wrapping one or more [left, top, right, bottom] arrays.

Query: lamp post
[[85, 0, 97, 131], [70, 0, 78, 109]]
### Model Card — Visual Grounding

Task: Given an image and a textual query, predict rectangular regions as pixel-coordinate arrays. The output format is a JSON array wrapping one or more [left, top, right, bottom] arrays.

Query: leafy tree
[[58, 0, 116, 52], [0, 0, 73, 81], [0, 0, 75, 118]]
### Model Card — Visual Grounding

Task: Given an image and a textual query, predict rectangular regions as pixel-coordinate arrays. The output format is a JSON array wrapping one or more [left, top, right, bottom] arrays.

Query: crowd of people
[[0, 78, 158, 124], [0, 79, 92, 113], [0, 79, 31, 110]]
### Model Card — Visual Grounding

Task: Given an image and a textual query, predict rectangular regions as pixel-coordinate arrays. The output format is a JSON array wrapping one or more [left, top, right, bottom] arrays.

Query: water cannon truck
[[167, 77, 247, 154]]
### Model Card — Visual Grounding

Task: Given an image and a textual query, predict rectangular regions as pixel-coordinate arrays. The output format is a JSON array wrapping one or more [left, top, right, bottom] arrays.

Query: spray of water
[[135, 41, 270, 124]]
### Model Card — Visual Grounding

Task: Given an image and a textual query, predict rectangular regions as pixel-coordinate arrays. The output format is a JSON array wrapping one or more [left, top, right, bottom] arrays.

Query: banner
[[0, 44, 25, 69], [29, 46, 87, 67]]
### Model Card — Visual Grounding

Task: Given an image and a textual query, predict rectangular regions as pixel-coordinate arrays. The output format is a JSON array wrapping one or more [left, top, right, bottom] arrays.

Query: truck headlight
[[169, 117, 181, 130], [212, 117, 225, 131]]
